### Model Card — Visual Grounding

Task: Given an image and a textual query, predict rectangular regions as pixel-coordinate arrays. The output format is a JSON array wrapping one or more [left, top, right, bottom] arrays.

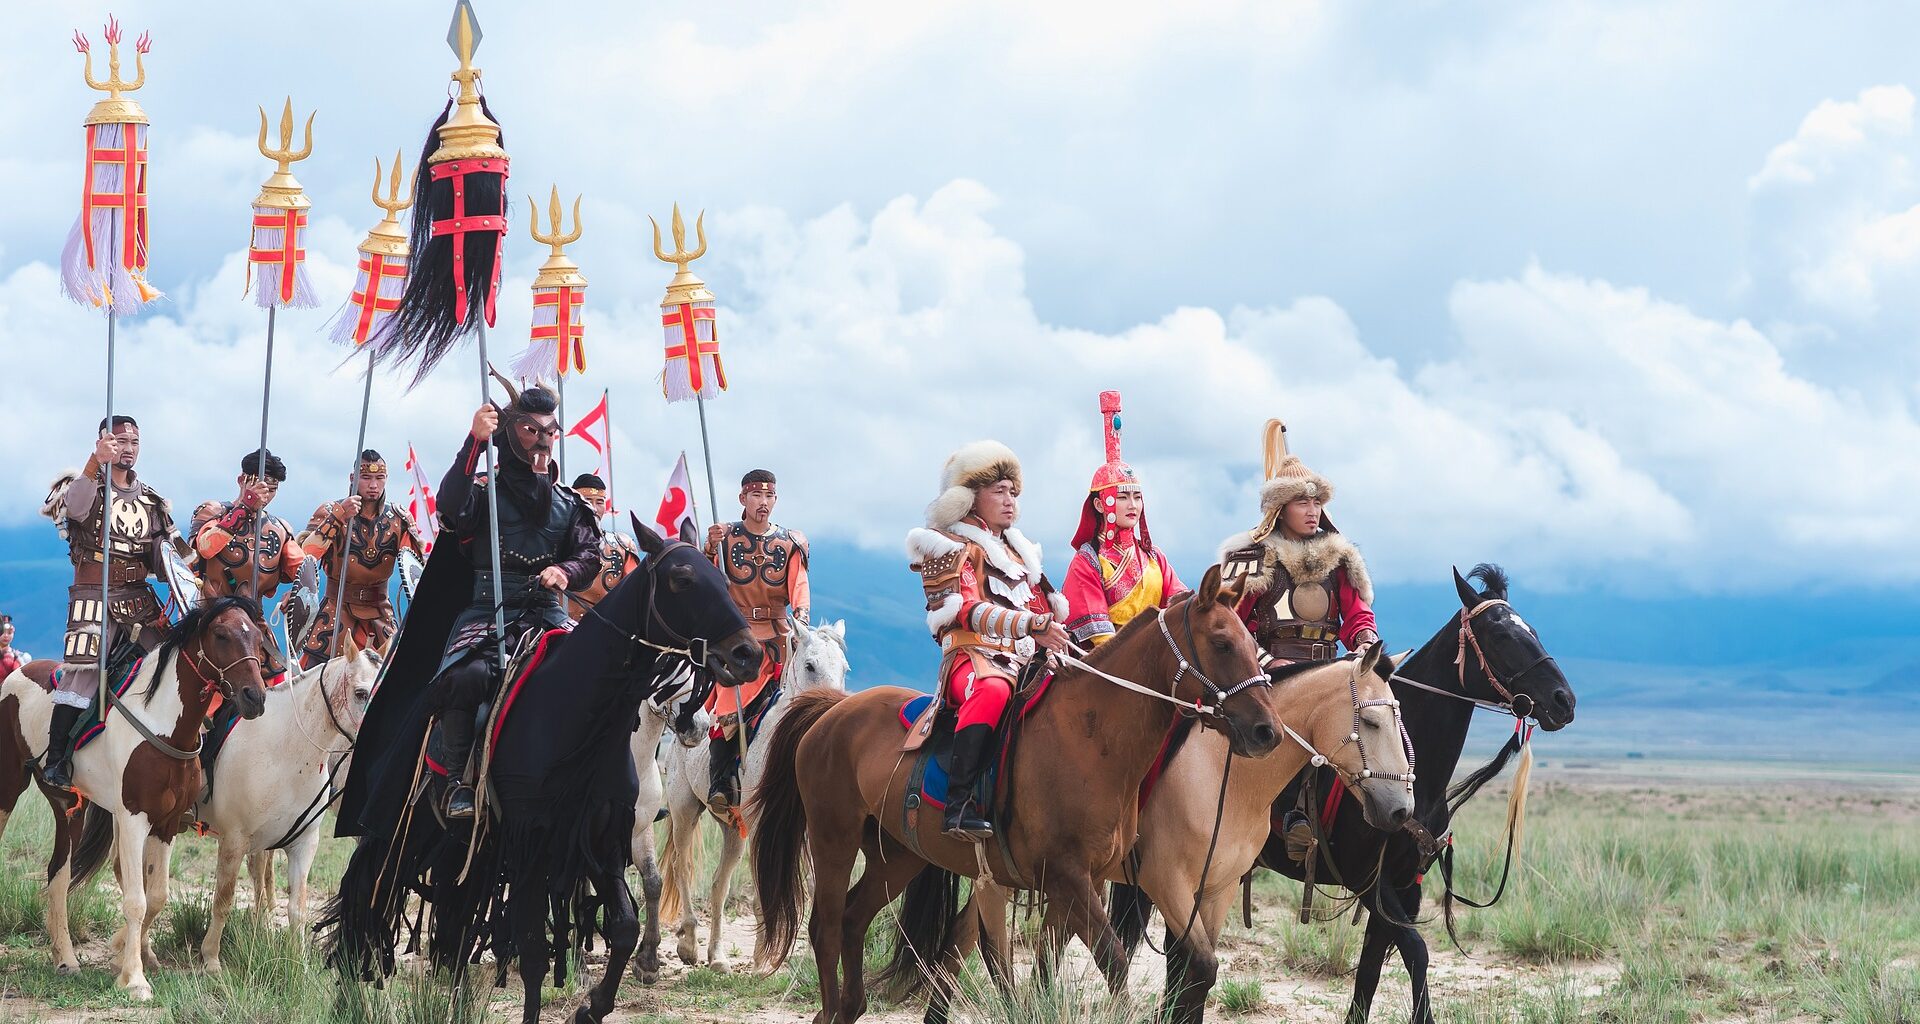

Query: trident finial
[[530, 187, 583, 257], [651, 204, 708, 271], [372, 152, 414, 216], [258, 98, 315, 172], [76, 16, 150, 100]]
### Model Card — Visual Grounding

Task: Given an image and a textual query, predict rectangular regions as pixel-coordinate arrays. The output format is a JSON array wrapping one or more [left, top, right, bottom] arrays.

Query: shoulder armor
[[191, 500, 226, 532], [787, 528, 810, 563], [1221, 545, 1263, 582]]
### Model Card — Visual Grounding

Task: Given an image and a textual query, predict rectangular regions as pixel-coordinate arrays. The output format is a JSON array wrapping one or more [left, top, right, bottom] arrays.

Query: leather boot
[[42, 704, 84, 790], [708, 735, 741, 814], [942, 724, 996, 841], [441, 712, 476, 819]]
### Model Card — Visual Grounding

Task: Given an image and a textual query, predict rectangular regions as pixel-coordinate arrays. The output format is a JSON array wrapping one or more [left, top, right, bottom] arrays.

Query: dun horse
[[654, 616, 849, 969], [321, 521, 761, 1024], [752, 566, 1283, 1024], [0, 597, 270, 1000]]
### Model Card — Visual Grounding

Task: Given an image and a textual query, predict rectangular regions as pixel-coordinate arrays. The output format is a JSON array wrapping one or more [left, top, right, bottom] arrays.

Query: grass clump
[[1214, 977, 1262, 1014]]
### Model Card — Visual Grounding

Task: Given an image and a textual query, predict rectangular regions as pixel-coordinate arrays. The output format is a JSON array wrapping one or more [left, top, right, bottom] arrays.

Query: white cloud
[[3, 181, 1907, 597]]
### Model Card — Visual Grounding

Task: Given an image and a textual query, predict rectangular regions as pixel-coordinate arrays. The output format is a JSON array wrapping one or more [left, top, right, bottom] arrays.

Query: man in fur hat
[[907, 441, 1069, 840], [1218, 440, 1378, 665]]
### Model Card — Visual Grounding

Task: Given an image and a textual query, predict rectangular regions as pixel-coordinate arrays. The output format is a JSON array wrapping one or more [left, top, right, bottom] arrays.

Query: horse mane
[[144, 595, 260, 702], [1469, 563, 1510, 600], [1263, 651, 1393, 687]]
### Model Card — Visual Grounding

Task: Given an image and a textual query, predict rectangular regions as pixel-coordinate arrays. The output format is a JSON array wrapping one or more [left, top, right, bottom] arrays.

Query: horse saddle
[[901, 696, 940, 752]]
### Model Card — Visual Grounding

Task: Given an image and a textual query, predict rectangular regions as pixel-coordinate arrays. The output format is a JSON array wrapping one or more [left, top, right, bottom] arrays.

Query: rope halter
[[1280, 658, 1416, 795]]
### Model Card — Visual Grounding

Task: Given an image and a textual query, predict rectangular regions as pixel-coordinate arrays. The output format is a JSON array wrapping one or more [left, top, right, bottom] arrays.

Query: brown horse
[[951, 646, 1417, 1024], [752, 566, 1280, 1024], [0, 596, 269, 999]]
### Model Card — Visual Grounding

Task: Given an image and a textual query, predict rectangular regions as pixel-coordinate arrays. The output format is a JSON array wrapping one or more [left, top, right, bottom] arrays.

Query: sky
[[2, 1, 1919, 692]]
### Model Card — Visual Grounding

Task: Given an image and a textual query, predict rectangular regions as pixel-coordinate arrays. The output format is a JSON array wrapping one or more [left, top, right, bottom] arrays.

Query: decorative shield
[[397, 549, 425, 607], [158, 542, 202, 619], [283, 555, 323, 652]]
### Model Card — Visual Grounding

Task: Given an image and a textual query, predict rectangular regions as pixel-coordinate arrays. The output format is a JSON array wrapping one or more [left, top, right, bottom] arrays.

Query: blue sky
[[2, 2, 1918, 719]]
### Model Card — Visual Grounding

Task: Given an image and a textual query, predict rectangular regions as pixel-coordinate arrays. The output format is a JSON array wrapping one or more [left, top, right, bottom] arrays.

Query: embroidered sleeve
[[1334, 567, 1378, 651], [1061, 548, 1114, 645], [1157, 549, 1189, 603]]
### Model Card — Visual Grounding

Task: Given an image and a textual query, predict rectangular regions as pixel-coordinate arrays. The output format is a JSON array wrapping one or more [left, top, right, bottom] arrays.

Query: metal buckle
[[689, 636, 709, 667]]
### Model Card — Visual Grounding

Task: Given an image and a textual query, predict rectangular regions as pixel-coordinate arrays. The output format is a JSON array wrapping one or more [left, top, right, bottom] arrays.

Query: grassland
[[0, 760, 1912, 1022]]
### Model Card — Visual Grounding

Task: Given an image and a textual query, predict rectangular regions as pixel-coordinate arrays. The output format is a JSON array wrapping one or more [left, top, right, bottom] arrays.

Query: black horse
[[1115, 564, 1576, 1024], [320, 520, 761, 1024]]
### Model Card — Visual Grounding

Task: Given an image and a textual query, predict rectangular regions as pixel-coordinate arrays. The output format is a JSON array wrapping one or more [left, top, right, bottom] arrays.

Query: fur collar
[[1216, 529, 1372, 603], [946, 520, 1044, 582]]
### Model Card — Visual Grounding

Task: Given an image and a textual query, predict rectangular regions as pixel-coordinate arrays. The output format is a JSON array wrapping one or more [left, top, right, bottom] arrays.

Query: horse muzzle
[[1218, 707, 1279, 759], [706, 628, 764, 687], [233, 684, 269, 720], [1358, 778, 1415, 831], [1530, 686, 1576, 731]]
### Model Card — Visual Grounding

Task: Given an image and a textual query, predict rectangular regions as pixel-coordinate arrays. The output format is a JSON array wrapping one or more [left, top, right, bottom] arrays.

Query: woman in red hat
[[1061, 392, 1188, 648]]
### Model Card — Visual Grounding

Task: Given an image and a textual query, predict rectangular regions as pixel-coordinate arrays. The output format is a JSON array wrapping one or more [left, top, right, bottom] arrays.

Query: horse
[[194, 634, 379, 971], [320, 521, 762, 1024], [0, 596, 270, 1000], [1114, 564, 1578, 1024], [928, 643, 1420, 1024], [654, 617, 849, 970], [752, 566, 1286, 1024]]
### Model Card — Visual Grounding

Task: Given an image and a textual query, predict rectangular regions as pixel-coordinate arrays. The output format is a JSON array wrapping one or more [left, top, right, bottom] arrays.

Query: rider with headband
[[907, 441, 1069, 840], [1061, 391, 1188, 648]]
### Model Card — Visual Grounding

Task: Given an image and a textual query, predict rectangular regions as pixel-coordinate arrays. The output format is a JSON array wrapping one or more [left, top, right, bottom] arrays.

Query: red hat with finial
[[1073, 390, 1151, 550]]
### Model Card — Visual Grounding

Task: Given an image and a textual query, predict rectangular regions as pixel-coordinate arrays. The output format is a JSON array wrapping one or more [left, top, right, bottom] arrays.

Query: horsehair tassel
[[245, 98, 320, 310], [328, 152, 413, 347], [1504, 728, 1534, 876], [1262, 418, 1289, 479], [511, 186, 586, 384], [655, 204, 726, 403], [61, 17, 161, 312], [376, 3, 511, 387]]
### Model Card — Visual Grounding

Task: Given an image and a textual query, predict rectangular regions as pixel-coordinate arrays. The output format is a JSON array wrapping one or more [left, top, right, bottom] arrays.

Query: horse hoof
[[709, 959, 733, 975], [571, 1007, 599, 1024], [635, 968, 659, 986], [203, 957, 223, 974], [55, 961, 79, 976], [676, 941, 698, 964], [126, 981, 153, 1002]]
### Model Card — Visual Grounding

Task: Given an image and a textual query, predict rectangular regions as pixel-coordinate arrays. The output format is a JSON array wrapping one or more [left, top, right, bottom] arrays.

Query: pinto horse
[[0, 596, 270, 1000], [1116, 564, 1578, 1024], [320, 521, 760, 1024], [752, 566, 1284, 1024]]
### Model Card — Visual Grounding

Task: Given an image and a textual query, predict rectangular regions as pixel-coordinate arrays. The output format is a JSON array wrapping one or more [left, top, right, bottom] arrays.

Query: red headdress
[[1072, 390, 1151, 550]]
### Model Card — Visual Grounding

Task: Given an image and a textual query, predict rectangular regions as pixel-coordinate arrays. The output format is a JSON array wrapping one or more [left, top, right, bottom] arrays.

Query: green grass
[[1213, 977, 1262, 1013]]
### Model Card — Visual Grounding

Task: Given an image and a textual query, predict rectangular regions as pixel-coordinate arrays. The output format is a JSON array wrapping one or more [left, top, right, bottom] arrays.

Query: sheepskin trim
[[1215, 529, 1372, 604], [1258, 473, 1335, 518], [948, 521, 1044, 583], [925, 486, 977, 532], [1047, 591, 1070, 622], [906, 526, 964, 563], [926, 593, 964, 635]]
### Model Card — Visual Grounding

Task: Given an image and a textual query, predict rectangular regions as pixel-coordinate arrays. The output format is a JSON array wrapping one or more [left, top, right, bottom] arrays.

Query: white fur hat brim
[[927, 440, 1022, 529]]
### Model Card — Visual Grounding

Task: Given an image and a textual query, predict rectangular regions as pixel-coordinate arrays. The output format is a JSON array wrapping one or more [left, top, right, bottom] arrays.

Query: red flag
[[654, 453, 698, 544], [405, 442, 439, 554], [568, 391, 610, 479]]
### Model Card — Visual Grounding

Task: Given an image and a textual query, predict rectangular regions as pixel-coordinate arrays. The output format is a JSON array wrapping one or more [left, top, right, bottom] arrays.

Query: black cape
[[334, 537, 473, 837]]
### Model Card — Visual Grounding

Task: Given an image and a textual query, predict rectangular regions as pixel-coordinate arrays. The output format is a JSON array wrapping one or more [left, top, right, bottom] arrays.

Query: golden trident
[[254, 98, 316, 210], [530, 187, 586, 289], [362, 152, 415, 257], [75, 16, 152, 125], [652, 204, 712, 305]]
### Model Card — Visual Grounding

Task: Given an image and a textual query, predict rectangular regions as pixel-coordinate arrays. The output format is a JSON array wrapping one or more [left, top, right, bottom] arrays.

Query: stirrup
[[445, 783, 476, 820], [942, 801, 993, 842]]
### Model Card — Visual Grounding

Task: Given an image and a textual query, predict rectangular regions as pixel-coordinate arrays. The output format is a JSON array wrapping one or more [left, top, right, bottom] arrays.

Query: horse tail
[[1109, 879, 1154, 955], [874, 865, 963, 1000], [67, 803, 114, 887], [749, 687, 844, 971], [657, 787, 702, 928]]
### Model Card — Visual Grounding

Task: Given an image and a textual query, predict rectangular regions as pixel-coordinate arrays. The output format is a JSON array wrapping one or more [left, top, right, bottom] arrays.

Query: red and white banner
[[661, 299, 726, 403], [567, 391, 611, 479], [404, 443, 439, 554], [654, 452, 698, 544]]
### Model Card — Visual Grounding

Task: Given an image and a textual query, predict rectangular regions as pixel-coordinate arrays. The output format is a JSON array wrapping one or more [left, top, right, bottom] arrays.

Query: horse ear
[[632, 514, 667, 556], [1197, 563, 1223, 607], [339, 631, 360, 663], [1453, 566, 1480, 609], [830, 619, 847, 640], [1358, 642, 1382, 678]]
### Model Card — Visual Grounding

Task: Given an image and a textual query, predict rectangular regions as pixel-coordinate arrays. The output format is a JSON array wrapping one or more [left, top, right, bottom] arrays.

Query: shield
[[397, 548, 425, 606], [282, 555, 322, 653], [158, 542, 202, 619]]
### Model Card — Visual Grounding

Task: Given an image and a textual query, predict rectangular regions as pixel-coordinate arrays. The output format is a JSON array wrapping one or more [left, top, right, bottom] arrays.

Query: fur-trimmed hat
[[1259, 454, 1334, 518], [926, 440, 1022, 530]]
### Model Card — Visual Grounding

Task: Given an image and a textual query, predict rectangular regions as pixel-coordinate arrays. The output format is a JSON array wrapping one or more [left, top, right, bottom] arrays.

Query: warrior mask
[[487, 369, 559, 479]]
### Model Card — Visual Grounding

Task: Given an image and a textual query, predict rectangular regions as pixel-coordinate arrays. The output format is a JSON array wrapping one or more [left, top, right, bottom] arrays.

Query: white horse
[[195, 636, 377, 970], [652, 618, 848, 968], [0, 599, 269, 1000], [627, 659, 705, 984]]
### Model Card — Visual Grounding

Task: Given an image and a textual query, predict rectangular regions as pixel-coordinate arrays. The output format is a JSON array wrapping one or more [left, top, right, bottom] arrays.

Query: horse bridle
[[587, 540, 723, 676], [1456, 598, 1556, 721], [1279, 658, 1416, 794], [188, 642, 260, 706], [1158, 594, 1271, 718]]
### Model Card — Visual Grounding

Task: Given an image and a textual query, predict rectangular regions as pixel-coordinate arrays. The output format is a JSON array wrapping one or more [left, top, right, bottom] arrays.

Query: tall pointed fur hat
[[926, 440, 1022, 530]]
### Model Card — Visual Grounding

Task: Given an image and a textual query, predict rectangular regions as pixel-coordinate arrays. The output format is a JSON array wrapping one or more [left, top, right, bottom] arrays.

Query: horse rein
[[1277, 658, 1416, 794], [586, 540, 722, 673], [1054, 597, 1267, 722], [1396, 598, 1556, 721]]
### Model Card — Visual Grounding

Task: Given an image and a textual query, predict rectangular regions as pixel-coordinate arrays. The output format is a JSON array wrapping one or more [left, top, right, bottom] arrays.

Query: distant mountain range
[[5, 525, 1916, 766]]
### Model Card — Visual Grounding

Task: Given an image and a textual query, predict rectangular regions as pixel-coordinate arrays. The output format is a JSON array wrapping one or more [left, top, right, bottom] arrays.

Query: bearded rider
[[1061, 392, 1188, 647], [43, 415, 193, 789], [424, 384, 601, 819], [1217, 437, 1377, 667], [295, 450, 424, 668], [906, 442, 1069, 840], [190, 449, 304, 683], [701, 469, 810, 814], [562, 473, 640, 622]]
